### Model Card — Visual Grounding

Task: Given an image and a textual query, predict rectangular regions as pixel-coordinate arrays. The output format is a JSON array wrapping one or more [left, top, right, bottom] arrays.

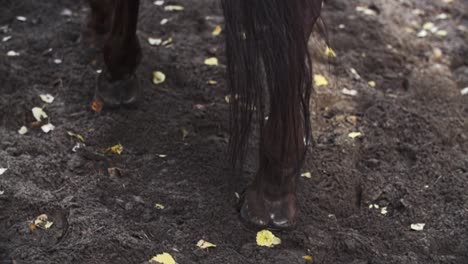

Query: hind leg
[[87, 0, 114, 34]]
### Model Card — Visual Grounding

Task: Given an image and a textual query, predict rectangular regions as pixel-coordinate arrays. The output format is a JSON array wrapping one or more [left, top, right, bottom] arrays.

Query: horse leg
[[87, 0, 114, 34], [95, 0, 142, 107], [223, 0, 322, 229]]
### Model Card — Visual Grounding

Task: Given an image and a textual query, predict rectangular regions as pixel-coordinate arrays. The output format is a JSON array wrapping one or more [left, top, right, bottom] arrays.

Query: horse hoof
[[239, 188, 297, 231], [240, 202, 269, 230], [95, 71, 140, 108]]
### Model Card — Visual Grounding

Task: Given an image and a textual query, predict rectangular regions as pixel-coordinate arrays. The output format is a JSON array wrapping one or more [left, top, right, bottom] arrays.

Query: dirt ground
[[1, 0, 468, 263]]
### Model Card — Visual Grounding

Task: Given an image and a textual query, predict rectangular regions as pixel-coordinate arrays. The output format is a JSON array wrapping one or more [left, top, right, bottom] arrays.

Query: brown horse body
[[87, 0, 322, 230]]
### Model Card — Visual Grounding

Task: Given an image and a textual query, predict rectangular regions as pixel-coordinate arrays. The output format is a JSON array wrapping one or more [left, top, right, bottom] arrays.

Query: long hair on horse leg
[[223, 0, 322, 175]]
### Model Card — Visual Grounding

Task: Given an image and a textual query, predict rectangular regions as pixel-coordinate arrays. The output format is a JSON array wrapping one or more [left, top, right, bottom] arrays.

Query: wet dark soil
[[1, 0, 468, 263]]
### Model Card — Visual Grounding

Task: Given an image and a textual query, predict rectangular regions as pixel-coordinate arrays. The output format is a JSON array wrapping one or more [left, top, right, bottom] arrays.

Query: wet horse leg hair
[[223, 0, 322, 229]]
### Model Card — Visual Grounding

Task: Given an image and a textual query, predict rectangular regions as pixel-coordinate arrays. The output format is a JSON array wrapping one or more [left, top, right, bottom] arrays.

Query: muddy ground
[[1, 0, 468, 263]]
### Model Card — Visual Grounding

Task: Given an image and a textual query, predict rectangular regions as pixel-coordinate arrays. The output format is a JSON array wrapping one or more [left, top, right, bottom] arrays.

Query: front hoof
[[239, 189, 298, 231], [95, 71, 140, 108]]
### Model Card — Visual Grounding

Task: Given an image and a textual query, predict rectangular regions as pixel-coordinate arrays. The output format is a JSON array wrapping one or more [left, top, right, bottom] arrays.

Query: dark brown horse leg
[[241, 106, 306, 229], [223, 0, 322, 230], [95, 0, 142, 107], [87, 0, 114, 34]]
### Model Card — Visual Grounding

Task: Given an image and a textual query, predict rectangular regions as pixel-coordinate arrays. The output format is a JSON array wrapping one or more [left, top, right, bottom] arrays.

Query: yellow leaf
[[197, 239, 217, 249], [325, 47, 337, 57], [155, 203, 165, 210], [150, 253, 176, 264], [181, 127, 189, 140], [105, 144, 124, 155], [67, 131, 85, 142], [314, 74, 329, 87], [301, 172, 312, 178], [212, 25, 222, 36], [164, 5, 184, 11], [303, 255, 314, 262], [207, 80, 217, 85], [368, 81, 376, 87], [348, 132, 363, 139], [162, 37, 173, 46], [256, 230, 281, 247], [204, 57, 218, 66], [423, 22, 435, 30], [32, 107, 48, 121], [33, 214, 54, 230], [153, 71, 166, 85]]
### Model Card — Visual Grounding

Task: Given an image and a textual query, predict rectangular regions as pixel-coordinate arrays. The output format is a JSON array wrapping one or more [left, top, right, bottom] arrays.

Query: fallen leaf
[[325, 46, 337, 57], [423, 22, 435, 30], [148, 37, 162, 46], [380, 207, 388, 215], [432, 48, 443, 60], [7, 50, 20, 57], [417, 30, 428, 38], [16, 16, 27, 22], [0, 168, 7, 175], [348, 132, 362, 139], [256, 230, 281, 247], [197, 239, 216, 249], [164, 5, 184, 11], [161, 37, 173, 46], [41, 123, 55, 133], [67, 131, 85, 142], [461, 87, 468, 95], [91, 99, 104, 113], [39, 94, 55, 103], [368, 81, 376, 87], [181, 127, 189, 140], [72, 142, 86, 152], [411, 223, 425, 231], [301, 172, 312, 178], [105, 144, 124, 155], [2, 36, 12, 42], [160, 18, 169, 25], [314, 74, 328, 87], [224, 95, 231, 104], [149, 253, 176, 264], [28, 222, 37, 232], [342, 88, 358, 96], [60, 8, 73, 16], [436, 13, 449, 20], [350, 68, 361, 80], [18, 126, 28, 135], [303, 255, 314, 262], [107, 167, 121, 177], [356, 6, 377, 16], [212, 25, 222, 36], [207, 80, 217, 85], [155, 203, 165, 210], [32, 107, 48, 121], [435, 30, 447, 37], [33, 214, 54, 230], [153, 71, 166, 85], [154, 0, 164, 6], [204, 57, 219, 66]]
